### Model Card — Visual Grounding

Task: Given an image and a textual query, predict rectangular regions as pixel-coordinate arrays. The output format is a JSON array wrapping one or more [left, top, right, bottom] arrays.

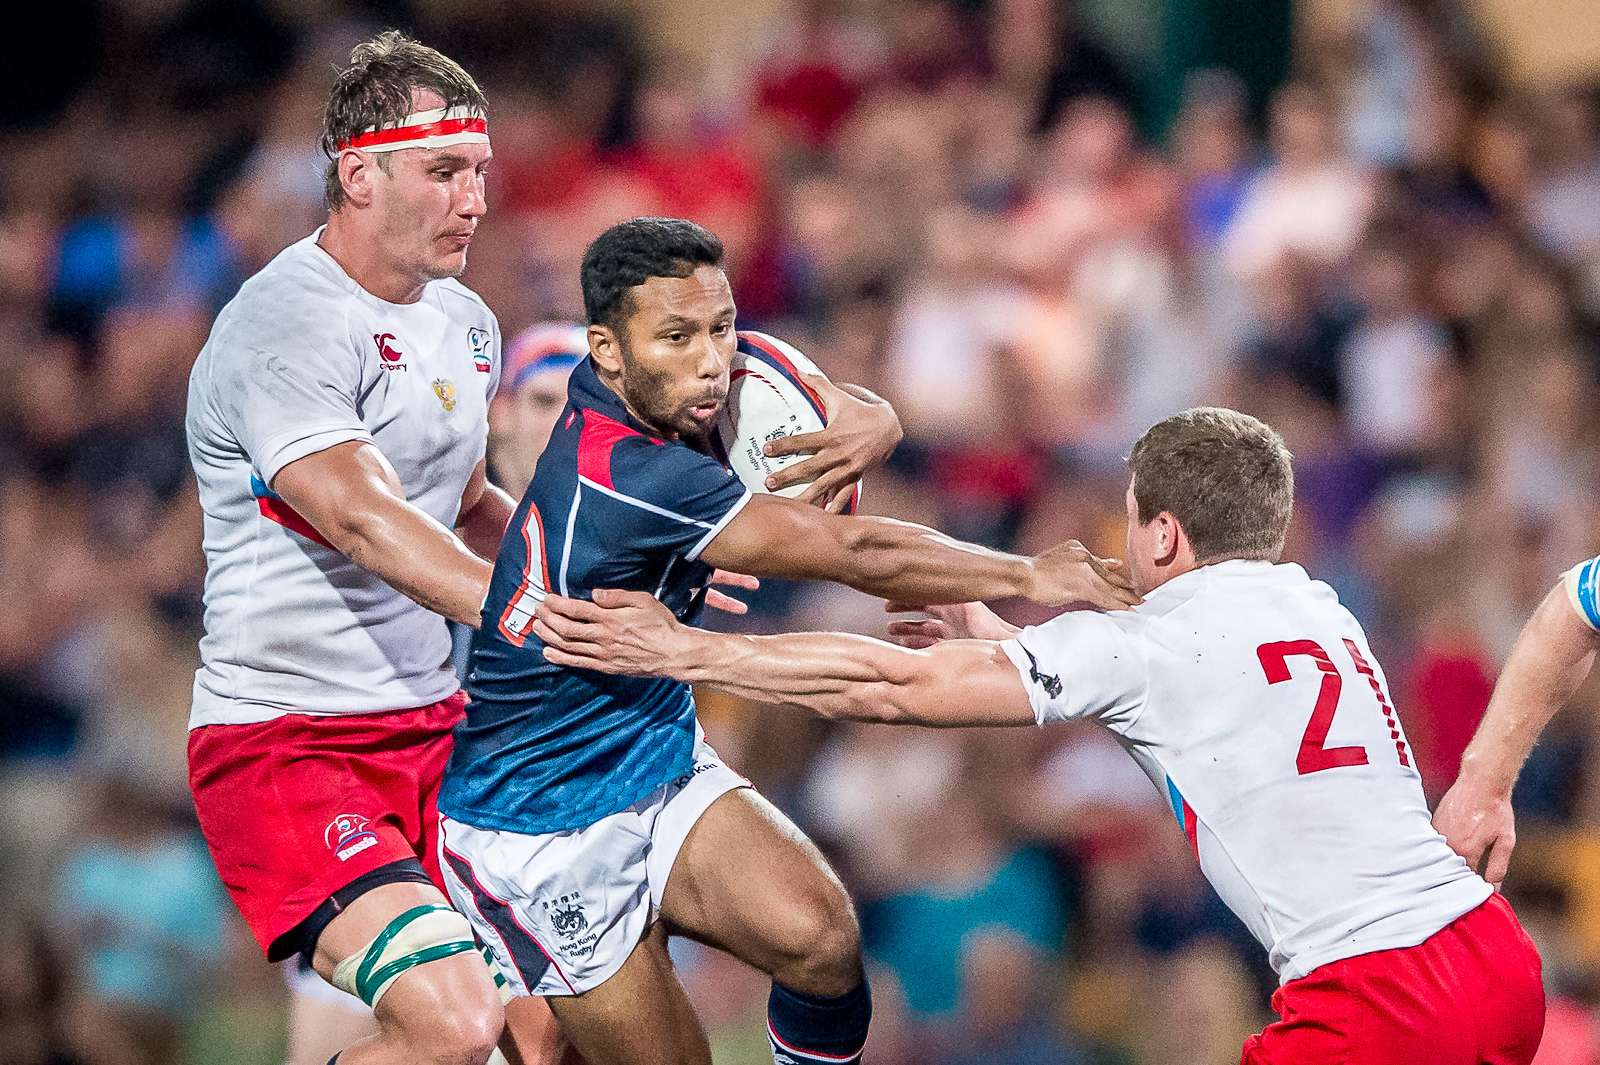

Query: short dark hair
[[580, 218, 725, 328], [1128, 407, 1294, 563], [320, 31, 489, 210]]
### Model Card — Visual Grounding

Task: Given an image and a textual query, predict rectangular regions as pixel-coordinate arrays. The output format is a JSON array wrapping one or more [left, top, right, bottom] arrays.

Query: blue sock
[[767, 977, 871, 1064]]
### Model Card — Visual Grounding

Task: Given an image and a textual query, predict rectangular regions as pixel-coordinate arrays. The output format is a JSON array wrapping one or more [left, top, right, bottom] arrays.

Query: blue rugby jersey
[[437, 356, 751, 833]]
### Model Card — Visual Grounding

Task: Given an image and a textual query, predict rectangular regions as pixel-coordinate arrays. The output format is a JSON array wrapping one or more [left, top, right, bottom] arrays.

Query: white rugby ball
[[716, 331, 860, 513]]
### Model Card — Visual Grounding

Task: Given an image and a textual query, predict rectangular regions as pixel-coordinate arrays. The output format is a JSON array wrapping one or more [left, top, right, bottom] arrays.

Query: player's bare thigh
[[543, 920, 707, 1065], [657, 788, 862, 996]]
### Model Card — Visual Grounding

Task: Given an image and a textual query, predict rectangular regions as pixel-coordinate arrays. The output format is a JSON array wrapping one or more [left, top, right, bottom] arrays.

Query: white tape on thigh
[[331, 903, 478, 1007]]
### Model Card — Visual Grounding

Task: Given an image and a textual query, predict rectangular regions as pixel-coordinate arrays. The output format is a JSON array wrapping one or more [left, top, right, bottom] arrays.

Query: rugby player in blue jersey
[[435, 217, 1136, 1065]]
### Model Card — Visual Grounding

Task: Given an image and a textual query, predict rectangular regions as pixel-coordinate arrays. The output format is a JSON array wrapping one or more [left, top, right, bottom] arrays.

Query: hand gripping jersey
[[186, 230, 500, 726], [439, 354, 753, 835], [1000, 560, 1491, 983]]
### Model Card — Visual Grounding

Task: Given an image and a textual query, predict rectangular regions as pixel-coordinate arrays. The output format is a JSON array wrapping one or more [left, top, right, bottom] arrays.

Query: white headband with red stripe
[[338, 104, 489, 153]]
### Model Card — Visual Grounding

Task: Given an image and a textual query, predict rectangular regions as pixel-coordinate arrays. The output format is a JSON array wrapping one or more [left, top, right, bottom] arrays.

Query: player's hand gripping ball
[[716, 332, 864, 514]]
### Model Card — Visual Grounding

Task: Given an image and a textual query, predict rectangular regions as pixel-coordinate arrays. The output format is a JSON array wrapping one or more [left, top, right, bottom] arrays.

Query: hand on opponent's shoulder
[[1023, 541, 1137, 611], [882, 547, 1135, 649]]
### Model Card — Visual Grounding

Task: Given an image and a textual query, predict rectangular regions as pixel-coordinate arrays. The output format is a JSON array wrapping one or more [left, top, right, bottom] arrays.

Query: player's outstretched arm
[[272, 441, 492, 626], [762, 376, 903, 514], [1435, 578, 1600, 884], [532, 589, 1037, 727], [699, 495, 1137, 610]]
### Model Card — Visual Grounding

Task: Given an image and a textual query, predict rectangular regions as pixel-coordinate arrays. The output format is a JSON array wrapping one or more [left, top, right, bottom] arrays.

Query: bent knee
[[767, 892, 863, 992], [380, 962, 506, 1064], [429, 1001, 505, 1065]]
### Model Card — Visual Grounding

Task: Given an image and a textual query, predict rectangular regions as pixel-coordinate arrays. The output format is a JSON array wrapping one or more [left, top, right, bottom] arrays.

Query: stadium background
[[4, 0, 1600, 1061]]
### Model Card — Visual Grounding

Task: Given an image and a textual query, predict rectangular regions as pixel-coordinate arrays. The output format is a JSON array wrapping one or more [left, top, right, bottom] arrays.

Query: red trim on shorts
[[441, 842, 577, 995], [440, 844, 536, 991]]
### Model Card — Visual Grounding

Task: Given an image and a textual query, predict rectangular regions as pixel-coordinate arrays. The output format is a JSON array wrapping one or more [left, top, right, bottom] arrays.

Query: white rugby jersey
[[1001, 560, 1490, 983], [186, 230, 500, 727]]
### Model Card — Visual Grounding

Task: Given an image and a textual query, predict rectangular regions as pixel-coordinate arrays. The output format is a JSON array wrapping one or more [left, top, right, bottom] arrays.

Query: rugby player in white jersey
[[184, 33, 901, 1065], [1434, 553, 1600, 885], [531, 407, 1548, 1065]]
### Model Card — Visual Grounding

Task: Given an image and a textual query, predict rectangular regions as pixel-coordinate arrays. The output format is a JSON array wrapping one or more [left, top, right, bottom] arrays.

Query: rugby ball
[[716, 331, 860, 513]]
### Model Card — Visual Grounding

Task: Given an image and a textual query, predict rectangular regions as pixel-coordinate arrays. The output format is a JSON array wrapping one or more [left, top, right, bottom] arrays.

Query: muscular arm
[[699, 495, 1134, 610], [454, 459, 517, 561], [532, 590, 1036, 727], [1459, 584, 1600, 789], [1434, 580, 1600, 882], [271, 441, 492, 626]]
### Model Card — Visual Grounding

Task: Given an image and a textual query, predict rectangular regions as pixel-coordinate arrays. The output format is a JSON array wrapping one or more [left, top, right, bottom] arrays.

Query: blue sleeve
[[603, 438, 751, 560], [1563, 556, 1600, 631]]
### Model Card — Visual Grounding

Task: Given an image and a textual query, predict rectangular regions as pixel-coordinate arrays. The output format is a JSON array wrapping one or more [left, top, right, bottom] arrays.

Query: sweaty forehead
[[413, 141, 492, 166], [410, 87, 446, 113], [630, 267, 732, 323]]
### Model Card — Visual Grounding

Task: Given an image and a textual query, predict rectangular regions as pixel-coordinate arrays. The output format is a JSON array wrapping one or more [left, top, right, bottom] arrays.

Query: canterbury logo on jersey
[[1020, 645, 1063, 698], [374, 332, 407, 371]]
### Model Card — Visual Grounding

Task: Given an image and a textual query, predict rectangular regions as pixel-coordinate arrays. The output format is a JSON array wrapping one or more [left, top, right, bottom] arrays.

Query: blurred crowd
[[5, 0, 1600, 1062]]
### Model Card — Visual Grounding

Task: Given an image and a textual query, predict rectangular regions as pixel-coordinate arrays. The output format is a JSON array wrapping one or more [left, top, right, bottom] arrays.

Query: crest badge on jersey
[[325, 813, 378, 861], [374, 332, 407, 372], [467, 326, 493, 374], [433, 378, 458, 412]]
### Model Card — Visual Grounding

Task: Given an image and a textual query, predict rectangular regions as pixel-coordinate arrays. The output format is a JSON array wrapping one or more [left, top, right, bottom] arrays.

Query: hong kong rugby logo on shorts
[[467, 326, 492, 374], [325, 813, 379, 861], [540, 892, 598, 959]]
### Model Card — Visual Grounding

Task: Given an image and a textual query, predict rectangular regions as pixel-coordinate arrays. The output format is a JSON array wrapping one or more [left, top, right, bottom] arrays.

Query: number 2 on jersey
[[1257, 639, 1411, 775]]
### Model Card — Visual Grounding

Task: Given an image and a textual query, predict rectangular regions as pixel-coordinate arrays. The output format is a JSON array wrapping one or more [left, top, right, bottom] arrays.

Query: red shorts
[[187, 691, 465, 959], [1241, 893, 1544, 1065]]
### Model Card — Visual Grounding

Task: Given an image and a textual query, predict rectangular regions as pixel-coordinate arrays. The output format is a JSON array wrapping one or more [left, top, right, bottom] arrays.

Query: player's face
[[368, 96, 490, 283], [488, 371, 570, 495], [604, 265, 737, 441]]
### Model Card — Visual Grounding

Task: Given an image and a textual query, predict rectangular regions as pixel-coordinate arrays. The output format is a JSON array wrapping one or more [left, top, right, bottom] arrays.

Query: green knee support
[[330, 903, 478, 1007]]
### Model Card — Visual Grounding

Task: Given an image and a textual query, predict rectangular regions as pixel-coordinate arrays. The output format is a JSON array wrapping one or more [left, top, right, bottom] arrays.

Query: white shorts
[[438, 734, 748, 997]]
